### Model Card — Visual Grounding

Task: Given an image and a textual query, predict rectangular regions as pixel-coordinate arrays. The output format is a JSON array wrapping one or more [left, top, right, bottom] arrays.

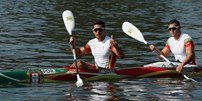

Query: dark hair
[[92, 20, 105, 27], [168, 19, 180, 26]]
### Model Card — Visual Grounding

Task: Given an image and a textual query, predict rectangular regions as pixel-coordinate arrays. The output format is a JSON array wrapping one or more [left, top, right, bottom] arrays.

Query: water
[[0, 0, 202, 100]]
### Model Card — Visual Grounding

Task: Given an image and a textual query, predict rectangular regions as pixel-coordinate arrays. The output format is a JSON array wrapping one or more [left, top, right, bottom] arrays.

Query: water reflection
[[68, 78, 196, 101], [69, 82, 119, 101]]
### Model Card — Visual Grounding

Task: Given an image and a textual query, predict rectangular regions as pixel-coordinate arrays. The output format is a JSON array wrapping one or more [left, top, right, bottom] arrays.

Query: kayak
[[1, 62, 202, 84]]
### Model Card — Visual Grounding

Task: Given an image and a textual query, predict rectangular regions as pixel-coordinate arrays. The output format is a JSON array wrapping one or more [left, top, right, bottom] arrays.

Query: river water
[[0, 0, 202, 101]]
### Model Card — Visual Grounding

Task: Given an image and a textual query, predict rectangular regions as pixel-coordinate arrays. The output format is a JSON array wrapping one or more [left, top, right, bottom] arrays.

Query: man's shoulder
[[89, 38, 97, 43], [182, 33, 191, 37], [88, 38, 98, 46], [181, 33, 192, 41]]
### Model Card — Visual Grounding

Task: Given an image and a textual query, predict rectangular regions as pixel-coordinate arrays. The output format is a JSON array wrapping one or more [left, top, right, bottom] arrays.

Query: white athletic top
[[87, 36, 112, 68], [166, 33, 192, 62]]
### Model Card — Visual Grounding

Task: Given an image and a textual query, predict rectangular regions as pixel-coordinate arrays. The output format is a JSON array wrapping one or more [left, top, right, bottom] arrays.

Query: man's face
[[168, 23, 180, 37], [92, 24, 105, 41]]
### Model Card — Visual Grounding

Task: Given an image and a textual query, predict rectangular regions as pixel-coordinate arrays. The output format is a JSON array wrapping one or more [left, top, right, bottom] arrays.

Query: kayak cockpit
[[144, 62, 198, 68]]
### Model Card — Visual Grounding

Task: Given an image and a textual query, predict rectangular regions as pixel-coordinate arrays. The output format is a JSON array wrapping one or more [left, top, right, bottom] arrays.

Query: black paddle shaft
[[69, 35, 79, 74]]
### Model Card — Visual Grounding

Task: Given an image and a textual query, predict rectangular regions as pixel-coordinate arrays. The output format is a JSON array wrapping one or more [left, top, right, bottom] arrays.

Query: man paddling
[[69, 20, 124, 69], [149, 19, 196, 73]]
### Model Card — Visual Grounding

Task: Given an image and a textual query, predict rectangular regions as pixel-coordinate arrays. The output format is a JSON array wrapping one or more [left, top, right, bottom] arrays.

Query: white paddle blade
[[122, 22, 148, 44], [62, 10, 75, 35], [76, 74, 83, 87]]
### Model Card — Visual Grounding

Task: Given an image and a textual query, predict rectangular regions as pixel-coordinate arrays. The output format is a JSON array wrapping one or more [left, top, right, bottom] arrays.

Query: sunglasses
[[168, 26, 179, 31], [93, 28, 105, 32]]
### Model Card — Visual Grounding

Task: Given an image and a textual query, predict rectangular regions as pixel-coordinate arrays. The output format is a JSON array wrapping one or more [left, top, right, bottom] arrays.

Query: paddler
[[69, 20, 124, 69], [149, 19, 196, 73]]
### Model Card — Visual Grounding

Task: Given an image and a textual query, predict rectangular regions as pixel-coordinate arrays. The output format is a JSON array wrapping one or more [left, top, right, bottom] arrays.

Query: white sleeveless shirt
[[87, 36, 112, 68], [166, 33, 192, 62]]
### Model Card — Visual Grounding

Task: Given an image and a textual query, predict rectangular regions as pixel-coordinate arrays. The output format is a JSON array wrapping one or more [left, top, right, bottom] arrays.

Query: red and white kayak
[[0, 62, 202, 84], [53, 62, 202, 81]]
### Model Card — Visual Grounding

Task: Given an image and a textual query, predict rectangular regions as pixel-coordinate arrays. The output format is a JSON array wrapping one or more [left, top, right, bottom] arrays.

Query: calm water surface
[[0, 0, 202, 101]]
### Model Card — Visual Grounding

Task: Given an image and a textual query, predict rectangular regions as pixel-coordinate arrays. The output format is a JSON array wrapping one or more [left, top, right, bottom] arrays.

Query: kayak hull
[[1, 62, 202, 84]]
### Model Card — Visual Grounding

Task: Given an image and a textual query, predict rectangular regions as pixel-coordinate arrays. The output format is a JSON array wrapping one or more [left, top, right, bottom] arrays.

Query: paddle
[[122, 21, 197, 82], [62, 10, 83, 87]]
